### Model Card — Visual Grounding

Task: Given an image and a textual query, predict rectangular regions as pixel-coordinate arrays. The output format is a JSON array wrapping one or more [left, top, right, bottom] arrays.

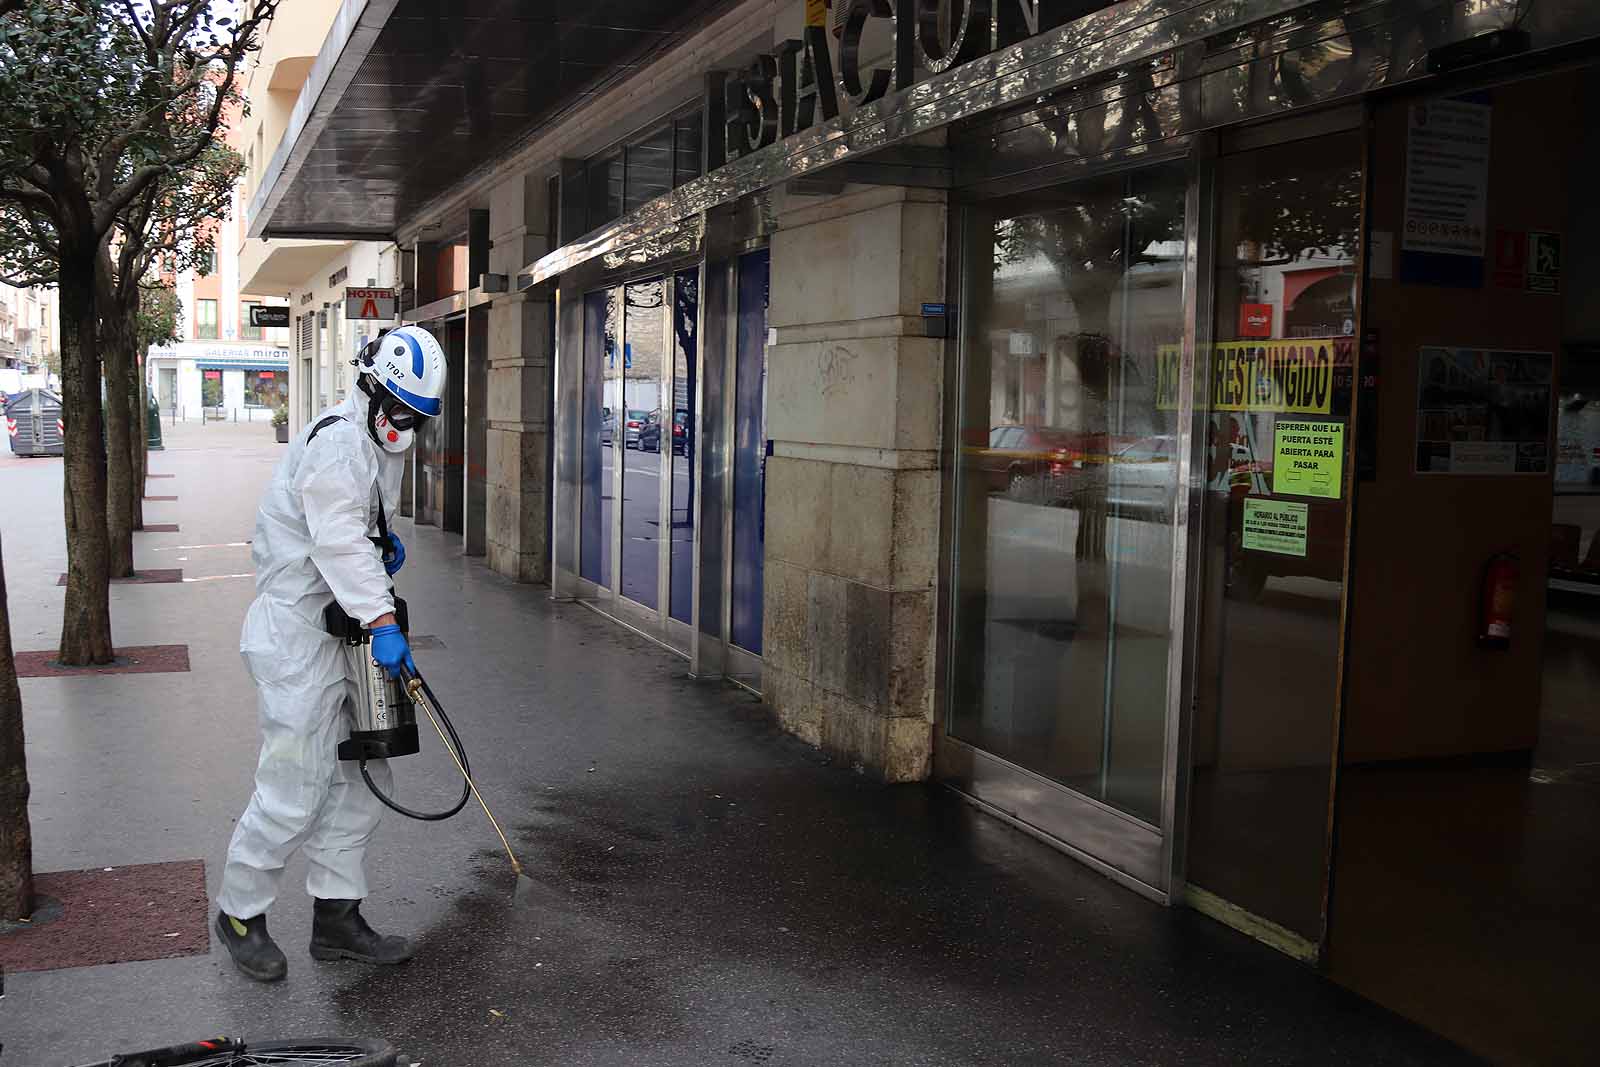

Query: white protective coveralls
[[218, 390, 406, 919]]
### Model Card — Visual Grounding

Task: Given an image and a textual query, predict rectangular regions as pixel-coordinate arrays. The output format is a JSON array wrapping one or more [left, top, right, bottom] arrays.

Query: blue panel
[[580, 290, 609, 587], [730, 248, 769, 654], [669, 269, 698, 625]]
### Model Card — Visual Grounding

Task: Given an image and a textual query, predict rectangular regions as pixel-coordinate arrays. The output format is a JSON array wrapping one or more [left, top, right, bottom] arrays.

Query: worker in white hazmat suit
[[215, 325, 447, 982]]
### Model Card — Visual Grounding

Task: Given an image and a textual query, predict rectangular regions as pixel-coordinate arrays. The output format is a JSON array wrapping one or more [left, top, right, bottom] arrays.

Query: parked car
[[624, 408, 660, 451], [969, 424, 1136, 507], [672, 408, 690, 455], [600, 406, 615, 445]]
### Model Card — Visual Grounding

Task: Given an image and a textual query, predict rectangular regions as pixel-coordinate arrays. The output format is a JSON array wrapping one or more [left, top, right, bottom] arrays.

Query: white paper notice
[[1402, 98, 1491, 257], [1369, 230, 1395, 279], [1447, 441, 1517, 475]]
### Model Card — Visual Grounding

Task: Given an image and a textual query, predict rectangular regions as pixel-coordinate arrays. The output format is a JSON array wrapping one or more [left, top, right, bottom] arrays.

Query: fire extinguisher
[[1478, 552, 1519, 650]]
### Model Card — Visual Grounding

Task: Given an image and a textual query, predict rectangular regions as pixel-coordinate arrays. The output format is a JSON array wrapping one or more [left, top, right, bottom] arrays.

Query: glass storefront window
[[587, 153, 622, 232], [949, 164, 1187, 823], [673, 115, 702, 188], [1187, 132, 1362, 943], [581, 289, 618, 589], [625, 127, 674, 215], [670, 270, 698, 624], [622, 280, 665, 609], [244, 369, 285, 408]]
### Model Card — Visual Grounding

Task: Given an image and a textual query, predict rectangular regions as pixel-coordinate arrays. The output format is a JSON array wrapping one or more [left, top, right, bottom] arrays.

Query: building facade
[[247, 2, 1600, 1059], [150, 73, 291, 422]]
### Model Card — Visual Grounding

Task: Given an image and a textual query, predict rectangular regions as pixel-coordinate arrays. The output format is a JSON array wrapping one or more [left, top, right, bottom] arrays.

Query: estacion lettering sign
[[711, 0, 1040, 167]]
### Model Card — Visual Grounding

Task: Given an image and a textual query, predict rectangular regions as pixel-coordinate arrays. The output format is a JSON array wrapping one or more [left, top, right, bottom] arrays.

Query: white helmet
[[362, 325, 447, 417], [356, 325, 448, 453]]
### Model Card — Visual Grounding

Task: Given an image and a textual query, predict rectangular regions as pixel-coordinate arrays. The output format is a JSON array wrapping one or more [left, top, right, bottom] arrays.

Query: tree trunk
[[103, 296, 136, 579], [128, 326, 145, 532], [0, 534, 35, 922], [58, 246, 115, 665], [133, 348, 147, 528]]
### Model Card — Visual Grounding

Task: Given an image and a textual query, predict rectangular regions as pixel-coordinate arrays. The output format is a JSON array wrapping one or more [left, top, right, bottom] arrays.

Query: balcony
[[239, 235, 353, 296]]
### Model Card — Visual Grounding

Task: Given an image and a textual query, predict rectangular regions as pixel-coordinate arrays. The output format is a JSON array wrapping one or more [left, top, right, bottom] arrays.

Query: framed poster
[[1415, 346, 1552, 474]]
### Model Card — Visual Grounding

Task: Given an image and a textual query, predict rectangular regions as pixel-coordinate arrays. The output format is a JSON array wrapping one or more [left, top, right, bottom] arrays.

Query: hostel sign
[[345, 287, 395, 320]]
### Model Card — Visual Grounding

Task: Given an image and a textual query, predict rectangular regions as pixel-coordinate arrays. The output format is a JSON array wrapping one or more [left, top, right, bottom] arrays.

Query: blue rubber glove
[[382, 533, 406, 576], [369, 624, 415, 679]]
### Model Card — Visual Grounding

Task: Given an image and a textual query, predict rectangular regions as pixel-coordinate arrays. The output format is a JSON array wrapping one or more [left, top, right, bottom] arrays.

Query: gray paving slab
[[1, 421, 1477, 1065]]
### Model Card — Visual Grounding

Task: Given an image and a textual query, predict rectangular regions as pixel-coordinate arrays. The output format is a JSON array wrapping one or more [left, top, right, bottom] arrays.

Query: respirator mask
[[355, 335, 430, 453], [370, 388, 424, 453]]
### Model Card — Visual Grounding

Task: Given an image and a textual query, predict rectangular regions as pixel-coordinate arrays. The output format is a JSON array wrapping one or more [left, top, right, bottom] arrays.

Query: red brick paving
[[0, 861, 210, 972], [14, 644, 191, 678]]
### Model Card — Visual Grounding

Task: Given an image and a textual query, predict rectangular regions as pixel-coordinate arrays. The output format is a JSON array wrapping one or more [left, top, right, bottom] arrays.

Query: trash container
[[5, 388, 65, 457], [147, 392, 164, 451]]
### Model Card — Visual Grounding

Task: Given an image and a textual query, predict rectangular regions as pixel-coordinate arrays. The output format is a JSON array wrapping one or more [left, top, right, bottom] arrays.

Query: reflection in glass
[[731, 249, 770, 654], [626, 126, 674, 214], [949, 165, 1187, 823], [1188, 134, 1362, 941], [622, 280, 665, 609], [670, 270, 698, 624], [580, 289, 617, 589]]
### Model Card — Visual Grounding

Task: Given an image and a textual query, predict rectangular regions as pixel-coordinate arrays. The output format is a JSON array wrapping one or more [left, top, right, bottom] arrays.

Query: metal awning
[[249, 0, 713, 241]]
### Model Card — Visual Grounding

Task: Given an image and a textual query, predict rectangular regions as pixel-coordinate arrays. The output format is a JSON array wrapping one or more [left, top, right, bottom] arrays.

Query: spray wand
[[399, 666, 535, 897]]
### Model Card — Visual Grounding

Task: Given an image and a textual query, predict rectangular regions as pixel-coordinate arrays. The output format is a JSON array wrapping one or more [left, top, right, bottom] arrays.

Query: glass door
[[621, 280, 666, 610], [574, 273, 698, 648], [728, 248, 770, 681], [940, 162, 1190, 891], [1186, 131, 1363, 954]]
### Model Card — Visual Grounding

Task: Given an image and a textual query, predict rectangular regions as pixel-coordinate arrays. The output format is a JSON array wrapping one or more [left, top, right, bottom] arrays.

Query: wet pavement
[[2, 422, 1477, 1064]]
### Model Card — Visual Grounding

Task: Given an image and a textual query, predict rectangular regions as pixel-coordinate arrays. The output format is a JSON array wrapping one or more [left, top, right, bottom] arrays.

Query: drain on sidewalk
[[57, 569, 183, 586], [146, 473, 174, 479], [0, 860, 209, 973], [14, 644, 191, 678], [139, 524, 181, 533], [144, 495, 178, 501], [410, 635, 446, 650]]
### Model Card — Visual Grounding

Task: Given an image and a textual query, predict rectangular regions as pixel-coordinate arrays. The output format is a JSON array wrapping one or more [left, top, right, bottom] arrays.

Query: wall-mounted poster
[[1415, 346, 1552, 474]]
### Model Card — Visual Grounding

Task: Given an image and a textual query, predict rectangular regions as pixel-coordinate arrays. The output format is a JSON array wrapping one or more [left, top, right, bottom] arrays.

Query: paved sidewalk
[[3, 422, 1476, 1065]]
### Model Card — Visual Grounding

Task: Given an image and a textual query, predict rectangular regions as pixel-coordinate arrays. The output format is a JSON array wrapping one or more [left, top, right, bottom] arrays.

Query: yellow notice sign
[[1242, 498, 1309, 557], [805, 0, 827, 27], [1157, 338, 1350, 414], [1273, 419, 1345, 499]]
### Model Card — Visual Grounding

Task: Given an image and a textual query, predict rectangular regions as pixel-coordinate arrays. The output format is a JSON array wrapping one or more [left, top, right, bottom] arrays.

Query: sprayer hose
[[360, 669, 471, 821]]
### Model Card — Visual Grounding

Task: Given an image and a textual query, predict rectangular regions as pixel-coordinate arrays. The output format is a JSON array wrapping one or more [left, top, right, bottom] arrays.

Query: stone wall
[[763, 185, 946, 783], [484, 174, 552, 583]]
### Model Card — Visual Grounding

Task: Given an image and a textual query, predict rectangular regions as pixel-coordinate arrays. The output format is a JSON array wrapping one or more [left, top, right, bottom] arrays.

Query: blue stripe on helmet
[[399, 330, 426, 377], [383, 378, 441, 417]]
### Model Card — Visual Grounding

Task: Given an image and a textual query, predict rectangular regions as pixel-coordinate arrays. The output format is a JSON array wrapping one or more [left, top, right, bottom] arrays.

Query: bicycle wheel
[[131, 1039, 398, 1067]]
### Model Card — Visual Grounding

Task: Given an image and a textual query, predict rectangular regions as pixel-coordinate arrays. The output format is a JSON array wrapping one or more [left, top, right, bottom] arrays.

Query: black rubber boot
[[310, 899, 415, 965], [215, 910, 288, 982]]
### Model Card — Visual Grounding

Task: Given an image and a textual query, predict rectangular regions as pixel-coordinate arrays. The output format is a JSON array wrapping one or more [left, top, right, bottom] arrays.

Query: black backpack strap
[[305, 413, 391, 545], [306, 414, 345, 442]]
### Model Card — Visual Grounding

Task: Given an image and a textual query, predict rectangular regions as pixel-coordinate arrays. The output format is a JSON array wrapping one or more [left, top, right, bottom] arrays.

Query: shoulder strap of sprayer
[[306, 415, 389, 542]]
